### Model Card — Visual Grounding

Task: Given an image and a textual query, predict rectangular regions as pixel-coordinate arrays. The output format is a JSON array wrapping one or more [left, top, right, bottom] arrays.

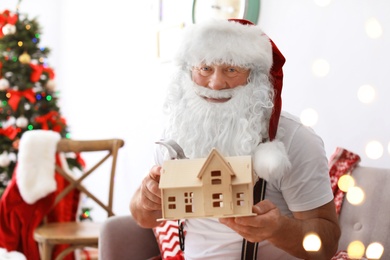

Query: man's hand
[[220, 200, 341, 259], [219, 199, 282, 243], [130, 165, 163, 228], [140, 165, 162, 211]]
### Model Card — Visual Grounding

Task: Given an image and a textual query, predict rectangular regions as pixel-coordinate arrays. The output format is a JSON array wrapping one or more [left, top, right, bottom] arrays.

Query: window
[[168, 196, 176, 210], [211, 170, 222, 185], [184, 192, 194, 213], [211, 171, 221, 177], [212, 193, 223, 208], [236, 192, 244, 206]]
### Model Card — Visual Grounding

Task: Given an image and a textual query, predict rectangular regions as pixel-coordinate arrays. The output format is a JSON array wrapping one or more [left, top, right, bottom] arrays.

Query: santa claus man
[[130, 19, 340, 259]]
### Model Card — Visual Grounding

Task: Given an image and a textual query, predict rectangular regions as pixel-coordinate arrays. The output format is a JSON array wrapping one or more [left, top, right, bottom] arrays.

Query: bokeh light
[[346, 186, 365, 205], [347, 241, 365, 259], [366, 242, 384, 259], [303, 233, 321, 251], [312, 59, 330, 77], [300, 108, 319, 127], [347, 240, 365, 259], [365, 140, 384, 160], [365, 17, 383, 39], [357, 84, 376, 104], [338, 174, 355, 192]]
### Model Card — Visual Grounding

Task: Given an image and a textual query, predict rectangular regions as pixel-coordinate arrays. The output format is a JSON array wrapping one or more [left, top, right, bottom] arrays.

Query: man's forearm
[[269, 215, 340, 259]]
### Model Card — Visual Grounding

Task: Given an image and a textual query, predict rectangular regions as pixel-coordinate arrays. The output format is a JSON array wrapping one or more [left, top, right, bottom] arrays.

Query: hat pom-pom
[[253, 140, 291, 182]]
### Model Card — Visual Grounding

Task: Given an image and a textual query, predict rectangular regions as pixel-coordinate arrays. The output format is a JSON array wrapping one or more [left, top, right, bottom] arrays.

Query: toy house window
[[168, 196, 176, 210], [236, 192, 244, 206], [211, 170, 222, 185], [212, 193, 223, 208], [184, 192, 194, 213]]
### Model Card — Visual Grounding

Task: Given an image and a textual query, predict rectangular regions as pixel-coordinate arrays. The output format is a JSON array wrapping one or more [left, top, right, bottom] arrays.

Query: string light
[[347, 241, 365, 259], [346, 186, 365, 205], [366, 242, 384, 259], [303, 233, 321, 251], [300, 108, 319, 127], [365, 140, 383, 160], [337, 174, 355, 192], [365, 17, 383, 39], [357, 84, 376, 104], [312, 58, 330, 77]]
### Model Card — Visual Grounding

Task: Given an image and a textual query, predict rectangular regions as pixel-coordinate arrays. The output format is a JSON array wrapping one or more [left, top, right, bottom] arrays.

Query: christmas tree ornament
[[16, 116, 28, 128], [18, 51, 31, 64], [0, 151, 11, 168], [4, 116, 16, 127], [4, 71, 13, 78], [0, 172, 7, 182], [1, 24, 16, 36], [79, 207, 93, 221], [45, 79, 55, 91], [24, 103, 31, 110], [0, 78, 10, 91], [12, 139, 20, 150], [40, 73, 47, 81]]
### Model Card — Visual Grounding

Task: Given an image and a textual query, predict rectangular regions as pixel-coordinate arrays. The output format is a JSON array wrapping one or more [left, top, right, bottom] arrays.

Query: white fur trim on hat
[[16, 130, 61, 204], [175, 19, 272, 71], [253, 140, 291, 183]]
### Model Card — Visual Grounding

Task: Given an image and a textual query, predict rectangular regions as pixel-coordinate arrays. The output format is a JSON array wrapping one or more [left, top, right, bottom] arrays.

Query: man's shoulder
[[278, 111, 302, 132], [278, 111, 323, 148]]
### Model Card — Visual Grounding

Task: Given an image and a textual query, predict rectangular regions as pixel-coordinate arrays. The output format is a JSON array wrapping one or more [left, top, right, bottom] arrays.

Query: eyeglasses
[[192, 64, 250, 78]]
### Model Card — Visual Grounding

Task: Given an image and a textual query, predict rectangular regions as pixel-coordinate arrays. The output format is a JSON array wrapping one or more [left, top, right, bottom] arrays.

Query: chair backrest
[[338, 166, 390, 259], [53, 138, 125, 218]]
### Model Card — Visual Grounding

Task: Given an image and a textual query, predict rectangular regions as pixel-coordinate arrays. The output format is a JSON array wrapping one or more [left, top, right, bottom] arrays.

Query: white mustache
[[192, 85, 240, 99]]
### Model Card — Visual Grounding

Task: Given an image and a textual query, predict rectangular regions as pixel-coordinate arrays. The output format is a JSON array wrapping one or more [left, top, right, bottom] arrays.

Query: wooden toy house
[[159, 148, 256, 220]]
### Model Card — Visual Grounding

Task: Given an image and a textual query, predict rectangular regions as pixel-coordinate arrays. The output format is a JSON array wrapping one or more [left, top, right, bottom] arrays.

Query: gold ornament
[[18, 51, 31, 64], [45, 79, 56, 91]]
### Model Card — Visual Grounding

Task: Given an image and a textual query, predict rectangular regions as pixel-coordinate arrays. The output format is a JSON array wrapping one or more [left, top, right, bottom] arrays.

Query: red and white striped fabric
[[152, 220, 184, 260]]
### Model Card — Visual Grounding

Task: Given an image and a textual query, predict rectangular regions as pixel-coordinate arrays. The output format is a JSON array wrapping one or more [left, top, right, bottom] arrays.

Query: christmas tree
[[0, 7, 82, 198]]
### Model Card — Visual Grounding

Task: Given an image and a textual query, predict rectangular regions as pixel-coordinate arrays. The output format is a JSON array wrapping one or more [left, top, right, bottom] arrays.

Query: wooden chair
[[33, 138, 125, 260]]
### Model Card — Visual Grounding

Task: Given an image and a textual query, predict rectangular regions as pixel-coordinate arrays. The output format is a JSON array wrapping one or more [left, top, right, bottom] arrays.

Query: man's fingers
[[253, 199, 276, 214], [149, 165, 161, 182]]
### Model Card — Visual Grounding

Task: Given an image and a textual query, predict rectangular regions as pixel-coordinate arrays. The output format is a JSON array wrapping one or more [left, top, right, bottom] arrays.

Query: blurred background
[[1, 0, 389, 220]]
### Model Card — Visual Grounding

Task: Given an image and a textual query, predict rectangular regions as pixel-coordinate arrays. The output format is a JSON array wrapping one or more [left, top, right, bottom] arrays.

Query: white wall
[[259, 0, 390, 169], [1, 0, 389, 221]]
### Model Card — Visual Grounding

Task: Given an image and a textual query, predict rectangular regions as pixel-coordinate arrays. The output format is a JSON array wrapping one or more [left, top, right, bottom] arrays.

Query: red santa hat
[[175, 19, 291, 182]]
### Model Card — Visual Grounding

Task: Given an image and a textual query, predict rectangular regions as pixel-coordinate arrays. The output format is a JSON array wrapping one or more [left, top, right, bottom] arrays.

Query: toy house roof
[[159, 148, 252, 189], [197, 148, 235, 179]]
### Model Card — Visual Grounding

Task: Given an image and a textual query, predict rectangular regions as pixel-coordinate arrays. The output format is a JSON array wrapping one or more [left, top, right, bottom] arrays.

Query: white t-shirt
[[155, 112, 334, 260]]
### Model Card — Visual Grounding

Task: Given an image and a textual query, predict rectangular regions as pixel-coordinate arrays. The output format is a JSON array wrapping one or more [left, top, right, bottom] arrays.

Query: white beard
[[162, 70, 274, 159]]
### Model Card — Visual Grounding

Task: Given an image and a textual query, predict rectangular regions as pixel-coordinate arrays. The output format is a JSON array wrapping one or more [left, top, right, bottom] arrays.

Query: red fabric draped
[[0, 154, 80, 260]]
